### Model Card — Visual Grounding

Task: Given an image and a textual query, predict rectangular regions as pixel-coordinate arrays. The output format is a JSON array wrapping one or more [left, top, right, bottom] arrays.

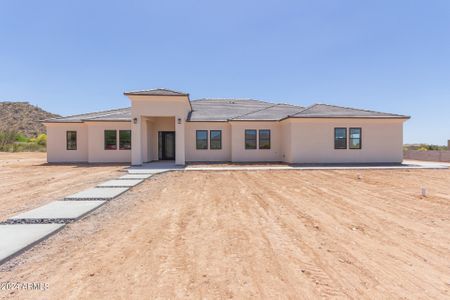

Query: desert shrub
[[0, 130, 46, 152], [12, 142, 45, 152], [35, 133, 47, 146], [15, 133, 30, 143], [0, 130, 18, 151]]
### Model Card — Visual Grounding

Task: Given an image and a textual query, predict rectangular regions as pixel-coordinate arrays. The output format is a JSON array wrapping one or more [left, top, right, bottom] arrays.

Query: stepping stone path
[[64, 187, 129, 201], [119, 174, 152, 180], [0, 224, 64, 265], [6, 201, 106, 224], [0, 165, 176, 265], [97, 179, 143, 188]]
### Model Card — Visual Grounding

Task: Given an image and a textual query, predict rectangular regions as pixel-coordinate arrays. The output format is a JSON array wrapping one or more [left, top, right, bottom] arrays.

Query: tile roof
[[43, 100, 409, 123], [189, 99, 275, 121], [43, 108, 131, 123], [289, 104, 409, 119], [123, 88, 189, 96], [230, 103, 304, 121]]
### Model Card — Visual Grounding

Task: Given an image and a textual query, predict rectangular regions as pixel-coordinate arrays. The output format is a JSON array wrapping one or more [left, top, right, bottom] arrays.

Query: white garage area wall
[[287, 118, 405, 163], [185, 122, 231, 162], [230, 121, 283, 162], [45, 123, 88, 163], [86, 122, 131, 163]]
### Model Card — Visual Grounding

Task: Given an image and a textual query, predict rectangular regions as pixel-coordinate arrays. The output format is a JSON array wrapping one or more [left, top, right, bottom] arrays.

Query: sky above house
[[0, 0, 449, 144]]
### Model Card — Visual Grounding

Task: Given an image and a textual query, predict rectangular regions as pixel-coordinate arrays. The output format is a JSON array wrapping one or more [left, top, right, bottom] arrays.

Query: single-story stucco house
[[43, 88, 410, 165]]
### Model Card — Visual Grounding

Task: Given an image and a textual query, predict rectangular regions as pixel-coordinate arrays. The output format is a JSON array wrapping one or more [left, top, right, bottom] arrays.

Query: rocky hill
[[0, 102, 60, 137]]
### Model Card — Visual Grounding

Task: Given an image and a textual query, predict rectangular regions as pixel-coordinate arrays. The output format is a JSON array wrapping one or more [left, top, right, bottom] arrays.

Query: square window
[[259, 129, 271, 149], [119, 130, 131, 150], [245, 129, 257, 149], [196, 130, 208, 149], [66, 131, 77, 150], [349, 128, 362, 149], [210, 130, 222, 150], [334, 128, 347, 149], [104, 130, 117, 150]]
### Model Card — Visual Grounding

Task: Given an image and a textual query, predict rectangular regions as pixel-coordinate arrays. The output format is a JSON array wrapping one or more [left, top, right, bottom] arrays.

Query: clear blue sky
[[1, 1, 449, 144]]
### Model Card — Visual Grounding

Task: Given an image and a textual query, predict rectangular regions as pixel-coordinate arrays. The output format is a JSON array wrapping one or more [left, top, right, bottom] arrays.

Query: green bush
[[0, 130, 17, 151], [36, 134, 47, 146], [15, 133, 30, 143], [0, 131, 47, 152]]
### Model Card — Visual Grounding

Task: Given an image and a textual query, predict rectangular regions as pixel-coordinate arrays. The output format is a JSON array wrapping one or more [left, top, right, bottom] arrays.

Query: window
[[104, 130, 117, 150], [245, 129, 257, 149], [259, 129, 271, 149], [349, 128, 362, 149], [210, 130, 222, 150], [196, 130, 208, 149], [334, 128, 347, 149], [66, 131, 77, 150], [119, 130, 132, 150]]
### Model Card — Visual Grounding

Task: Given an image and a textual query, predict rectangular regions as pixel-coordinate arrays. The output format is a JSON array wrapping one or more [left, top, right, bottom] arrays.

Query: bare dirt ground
[[0, 152, 126, 220], [1, 168, 449, 299]]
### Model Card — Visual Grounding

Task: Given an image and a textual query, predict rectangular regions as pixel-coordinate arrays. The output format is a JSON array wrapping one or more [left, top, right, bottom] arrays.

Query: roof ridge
[[289, 104, 318, 116], [44, 107, 130, 122], [124, 88, 189, 95], [191, 98, 273, 103], [229, 103, 279, 120]]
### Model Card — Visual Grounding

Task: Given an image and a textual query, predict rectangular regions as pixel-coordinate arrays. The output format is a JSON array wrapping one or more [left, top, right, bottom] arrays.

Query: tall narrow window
[[119, 130, 132, 150], [196, 130, 208, 149], [66, 131, 77, 150], [210, 130, 222, 150], [104, 130, 117, 150], [245, 129, 257, 149], [349, 128, 362, 149], [334, 128, 347, 149], [259, 129, 271, 149]]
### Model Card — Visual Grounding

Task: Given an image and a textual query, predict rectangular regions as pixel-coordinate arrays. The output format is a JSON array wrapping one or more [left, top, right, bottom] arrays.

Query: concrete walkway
[[0, 224, 64, 265], [0, 166, 168, 265]]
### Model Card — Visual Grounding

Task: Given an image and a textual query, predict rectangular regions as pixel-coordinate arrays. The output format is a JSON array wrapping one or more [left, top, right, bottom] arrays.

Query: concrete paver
[[64, 187, 129, 201], [119, 174, 152, 180], [0, 224, 64, 264], [8, 201, 106, 223], [97, 179, 143, 188]]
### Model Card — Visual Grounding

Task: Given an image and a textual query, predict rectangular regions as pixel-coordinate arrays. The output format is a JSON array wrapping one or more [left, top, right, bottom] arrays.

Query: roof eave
[[284, 115, 411, 120]]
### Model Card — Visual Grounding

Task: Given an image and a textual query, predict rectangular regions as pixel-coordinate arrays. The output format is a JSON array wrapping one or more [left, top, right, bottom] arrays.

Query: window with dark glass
[[119, 130, 132, 150], [104, 130, 117, 150], [334, 128, 347, 149], [66, 131, 77, 150], [259, 129, 271, 149], [196, 130, 208, 149], [210, 130, 222, 150], [349, 128, 362, 149], [245, 129, 257, 149]]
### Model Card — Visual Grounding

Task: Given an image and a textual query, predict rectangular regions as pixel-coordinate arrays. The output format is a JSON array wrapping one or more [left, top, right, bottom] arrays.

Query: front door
[[158, 131, 175, 160]]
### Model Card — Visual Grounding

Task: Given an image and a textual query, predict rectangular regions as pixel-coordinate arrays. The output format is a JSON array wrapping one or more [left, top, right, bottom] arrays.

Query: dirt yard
[[0, 152, 126, 221], [0, 168, 449, 299]]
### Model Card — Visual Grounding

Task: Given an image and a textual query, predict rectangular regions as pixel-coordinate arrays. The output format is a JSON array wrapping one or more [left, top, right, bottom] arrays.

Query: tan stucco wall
[[128, 95, 191, 165], [185, 122, 231, 162], [46, 122, 132, 163], [85, 122, 131, 163], [45, 123, 88, 163], [229, 121, 283, 162], [283, 118, 404, 163]]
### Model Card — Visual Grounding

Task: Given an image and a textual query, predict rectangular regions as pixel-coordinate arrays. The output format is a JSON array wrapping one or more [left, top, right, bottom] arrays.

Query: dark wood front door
[[158, 131, 175, 160]]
